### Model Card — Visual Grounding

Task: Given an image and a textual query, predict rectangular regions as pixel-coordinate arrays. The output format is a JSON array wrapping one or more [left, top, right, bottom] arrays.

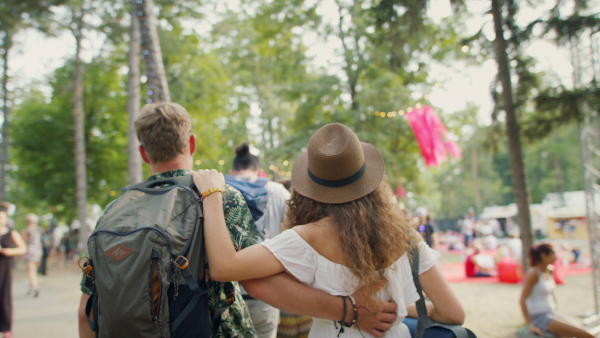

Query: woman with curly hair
[[193, 123, 464, 337]]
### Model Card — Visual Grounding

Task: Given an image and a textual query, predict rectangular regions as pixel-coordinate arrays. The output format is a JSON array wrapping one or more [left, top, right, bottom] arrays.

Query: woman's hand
[[192, 169, 225, 196], [529, 324, 544, 336]]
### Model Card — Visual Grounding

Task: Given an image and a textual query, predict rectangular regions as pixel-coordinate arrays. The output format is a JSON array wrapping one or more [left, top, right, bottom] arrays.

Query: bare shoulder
[[291, 223, 320, 244], [293, 220, 344, 263], [524, 269, 539, 284]]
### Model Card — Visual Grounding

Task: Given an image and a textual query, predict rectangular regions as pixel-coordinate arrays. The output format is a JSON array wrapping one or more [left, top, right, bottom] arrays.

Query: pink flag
[[406, 106, 462, 167], [395, 185, 406, 199]]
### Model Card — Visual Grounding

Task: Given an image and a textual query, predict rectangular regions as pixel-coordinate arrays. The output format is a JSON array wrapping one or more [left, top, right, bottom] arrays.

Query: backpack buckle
[[174, 256, 189, 269], [80, 258, 94, 277]]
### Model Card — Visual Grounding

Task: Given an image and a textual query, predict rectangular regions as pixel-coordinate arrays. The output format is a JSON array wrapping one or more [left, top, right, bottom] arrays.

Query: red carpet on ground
[[440, 261, 592, 284]]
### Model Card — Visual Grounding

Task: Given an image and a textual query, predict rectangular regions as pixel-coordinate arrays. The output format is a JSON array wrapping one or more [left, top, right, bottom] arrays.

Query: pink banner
[[395, 185, 406, 199], [406, 106, 462, 167]]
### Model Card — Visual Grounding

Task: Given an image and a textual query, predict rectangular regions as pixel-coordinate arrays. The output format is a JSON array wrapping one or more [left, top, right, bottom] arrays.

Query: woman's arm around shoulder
[[192, 169, 286, 282]]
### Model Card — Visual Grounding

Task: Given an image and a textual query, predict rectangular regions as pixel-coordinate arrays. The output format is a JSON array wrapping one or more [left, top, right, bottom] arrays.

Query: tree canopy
[[3, 0, 598, 228]]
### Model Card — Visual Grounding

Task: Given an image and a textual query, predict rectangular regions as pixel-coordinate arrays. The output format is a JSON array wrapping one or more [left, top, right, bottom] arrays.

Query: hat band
[[307, 162, 367, 188]]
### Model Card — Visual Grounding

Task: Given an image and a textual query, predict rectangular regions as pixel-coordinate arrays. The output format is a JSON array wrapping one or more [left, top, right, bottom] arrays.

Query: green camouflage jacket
[[81, 169, 262, 337]]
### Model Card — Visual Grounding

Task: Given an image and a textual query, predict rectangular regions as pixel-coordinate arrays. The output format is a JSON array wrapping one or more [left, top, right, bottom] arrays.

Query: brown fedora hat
[[291, 123, 385, 204]]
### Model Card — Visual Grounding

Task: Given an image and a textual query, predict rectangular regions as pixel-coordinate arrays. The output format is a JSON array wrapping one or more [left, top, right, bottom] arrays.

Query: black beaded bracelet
[[341, 295, 358, 328], [336, 295, 348, 323]]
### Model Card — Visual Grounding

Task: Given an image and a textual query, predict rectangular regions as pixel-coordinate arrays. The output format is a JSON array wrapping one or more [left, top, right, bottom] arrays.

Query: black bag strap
[[170, 286, 209, 332], [84, 293, 98, 333], [84, 285, 100, 338], [409, 245, 476, 338]]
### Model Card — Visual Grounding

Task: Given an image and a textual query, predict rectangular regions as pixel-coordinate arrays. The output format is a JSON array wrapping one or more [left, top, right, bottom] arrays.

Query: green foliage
[[542, 14, 600, 45], [10, 56, 129, 220], [210, 1, 321, 171], [417, 116, 584, 219], [522, 86, 592, 140], [10, 91, 75, 216], [7, 0, 594, 225], [523, 123, 583, 204], [0, 0, 67, 37], [159, 23, 234, 168]]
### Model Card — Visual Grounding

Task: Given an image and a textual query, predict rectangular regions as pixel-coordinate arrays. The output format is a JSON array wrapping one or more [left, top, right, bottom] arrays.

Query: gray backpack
[[83, 175, 233, 338]]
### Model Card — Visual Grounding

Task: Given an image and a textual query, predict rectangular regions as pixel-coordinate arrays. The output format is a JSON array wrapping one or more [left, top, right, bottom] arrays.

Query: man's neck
[[231, 169, 259, 178], [150, 157, 192, 175]]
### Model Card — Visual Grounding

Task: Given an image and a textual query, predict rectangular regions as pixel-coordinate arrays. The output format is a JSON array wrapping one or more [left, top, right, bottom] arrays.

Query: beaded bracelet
[[334, 295, 348, 337], [201, 187, 223, 200], [341, 295, 358, 328], [336, 295, 348, 323]]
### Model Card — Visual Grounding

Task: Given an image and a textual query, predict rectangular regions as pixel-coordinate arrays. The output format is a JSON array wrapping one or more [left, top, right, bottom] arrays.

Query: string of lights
[[373, 102, 425, 119]]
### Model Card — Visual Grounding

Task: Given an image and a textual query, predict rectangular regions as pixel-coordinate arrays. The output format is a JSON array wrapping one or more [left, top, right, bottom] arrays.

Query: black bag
[[406, 245, 477, 338]]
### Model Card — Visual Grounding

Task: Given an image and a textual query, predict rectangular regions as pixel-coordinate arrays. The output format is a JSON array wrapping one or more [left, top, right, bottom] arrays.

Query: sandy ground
[[8, 259, 599, 338], [450, 274, 597, 337]]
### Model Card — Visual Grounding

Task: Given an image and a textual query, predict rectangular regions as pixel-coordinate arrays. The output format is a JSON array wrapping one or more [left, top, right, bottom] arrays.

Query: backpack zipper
[[149, 249, 165, 336], [90, 227, 173, 258], [125, 184, 200, 259]]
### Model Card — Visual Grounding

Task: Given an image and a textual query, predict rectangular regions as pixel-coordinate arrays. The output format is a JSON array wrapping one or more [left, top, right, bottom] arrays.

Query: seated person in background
[[465, 244, 496, 277], [445, 230, 464, 251], [481, 231, 498, 250], [506, 229, 523, 264], [519, 244, 594, 338]]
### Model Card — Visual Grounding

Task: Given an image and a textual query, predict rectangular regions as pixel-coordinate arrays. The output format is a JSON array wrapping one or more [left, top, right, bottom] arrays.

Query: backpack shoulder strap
[[122, 175, 195, 193]]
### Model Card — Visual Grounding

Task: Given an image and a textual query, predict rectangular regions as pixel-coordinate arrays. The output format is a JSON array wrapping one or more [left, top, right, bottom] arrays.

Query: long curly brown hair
[[283, 176, 419, 296]]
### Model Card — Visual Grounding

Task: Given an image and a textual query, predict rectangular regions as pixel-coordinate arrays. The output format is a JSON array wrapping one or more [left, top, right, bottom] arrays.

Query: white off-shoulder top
[[262, 229, 437, 338]]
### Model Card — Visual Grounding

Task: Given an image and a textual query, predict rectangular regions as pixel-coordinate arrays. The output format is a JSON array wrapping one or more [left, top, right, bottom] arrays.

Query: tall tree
[[0, 0, 67, 201], [210, 1, 321, 169], [0, 32, 10, 202], [10, 55, 129, 221], [128, 0, 142, 184], [134, 0, 170, 103], [491, 0, 533, 267], [70, 4, 88, 251]]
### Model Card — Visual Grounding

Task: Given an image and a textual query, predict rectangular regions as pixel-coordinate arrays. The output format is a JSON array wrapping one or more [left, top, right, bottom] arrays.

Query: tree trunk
[[491, 0, 533, 268], [446, 180, 454, 218], [127, 1, 142, 184], [134, 0, 170, 103], [72, 9, 88, 253], [0, 33, 11, 202], [471, 144, 482, 214]]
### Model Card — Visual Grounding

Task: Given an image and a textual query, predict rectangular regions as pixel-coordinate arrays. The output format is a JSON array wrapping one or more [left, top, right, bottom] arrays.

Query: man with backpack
[[226, 142, 290, 338], [77, 102, 398, 338]]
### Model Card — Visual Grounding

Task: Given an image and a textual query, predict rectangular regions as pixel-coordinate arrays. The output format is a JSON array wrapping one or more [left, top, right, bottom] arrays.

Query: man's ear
[[139, 145, 151, 164], [189, 134, 197, 155]]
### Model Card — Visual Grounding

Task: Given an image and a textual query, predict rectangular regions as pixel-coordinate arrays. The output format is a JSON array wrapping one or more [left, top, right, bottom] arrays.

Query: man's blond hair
[[135, 102, 192, 163]]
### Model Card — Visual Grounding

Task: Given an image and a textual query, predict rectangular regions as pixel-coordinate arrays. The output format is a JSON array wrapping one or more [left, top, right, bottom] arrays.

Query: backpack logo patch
[[104, 244, 134, 261]]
